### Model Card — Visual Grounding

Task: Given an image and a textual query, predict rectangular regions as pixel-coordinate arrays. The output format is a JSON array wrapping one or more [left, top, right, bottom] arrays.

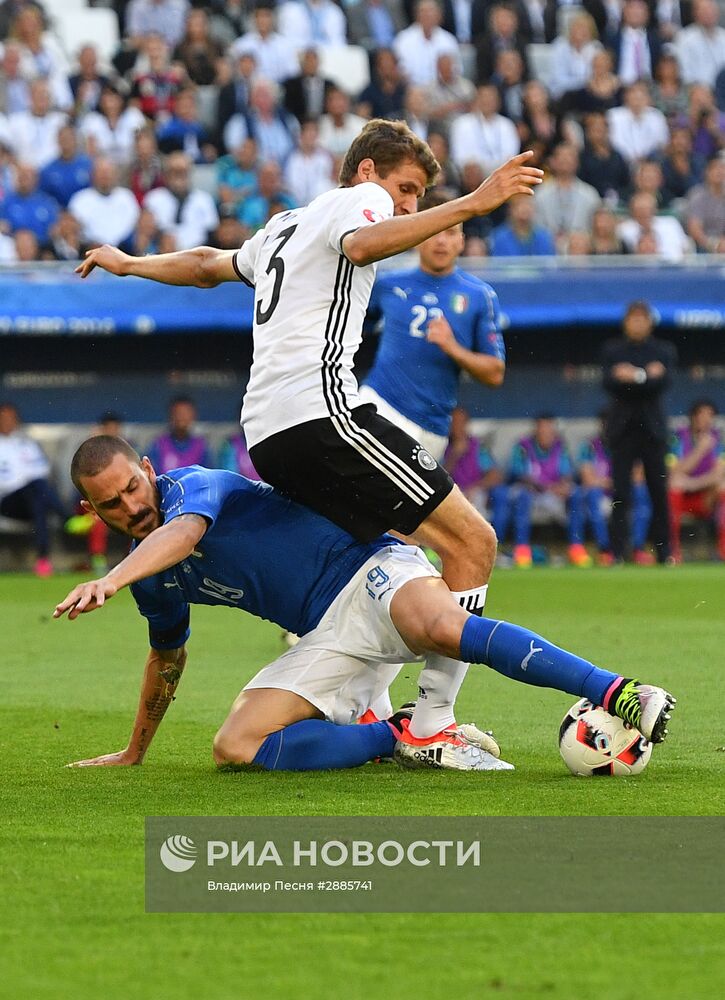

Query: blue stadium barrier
[[0, 257, 723, 334]]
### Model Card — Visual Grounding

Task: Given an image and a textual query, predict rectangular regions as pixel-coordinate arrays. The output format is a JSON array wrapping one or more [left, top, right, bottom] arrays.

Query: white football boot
[[394, 722, 514, 771]]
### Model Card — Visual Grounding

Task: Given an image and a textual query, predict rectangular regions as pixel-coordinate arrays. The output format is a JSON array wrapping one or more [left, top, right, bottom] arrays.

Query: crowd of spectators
[[1, 0, 724, 263]]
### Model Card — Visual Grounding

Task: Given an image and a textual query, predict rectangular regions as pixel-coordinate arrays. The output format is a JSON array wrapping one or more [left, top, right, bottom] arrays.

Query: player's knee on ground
[[212, 728, 266, 768]]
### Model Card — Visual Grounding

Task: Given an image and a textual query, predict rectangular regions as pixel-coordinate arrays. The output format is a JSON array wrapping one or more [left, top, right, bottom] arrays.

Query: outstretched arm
[[68, 644, 187, 767], [75, 244, 239, 287], [342, 152, 543, 266], [53, 514, 208, 620]]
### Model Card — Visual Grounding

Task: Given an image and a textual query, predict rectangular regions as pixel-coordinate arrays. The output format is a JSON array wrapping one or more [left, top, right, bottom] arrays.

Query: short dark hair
[[338, 118, 439, 187], [98, 410, 123, 424], [71, 435, 140, 498], [625, 299, 652, 318], [169, 395, 196, 410], [689, 398, 717, 418]]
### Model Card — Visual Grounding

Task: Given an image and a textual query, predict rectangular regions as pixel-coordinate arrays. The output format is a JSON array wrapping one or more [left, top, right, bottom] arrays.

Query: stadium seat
[[44, 0, 88, 18], [318, 45, 370, 96], [526, 43, 554, 88], [54, 7, 120, 65]]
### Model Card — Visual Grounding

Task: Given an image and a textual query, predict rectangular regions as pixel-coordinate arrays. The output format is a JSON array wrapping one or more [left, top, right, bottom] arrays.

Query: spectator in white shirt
[[68, 158, 141, 248], [278, 0, 348, 49], [0, 42, 31, 116], [548, 12, 603, 100], [7, 80, 68, 170], [404, 86, 431, 140], [79, 86, 146, 168], [283, 119, 334, 204], [0, 401, 69, 577], [11, 5, 72, 110], [394, 0, 462, 87], [449, 83, 520, 172], [535, 142, 601, 250], [223, 78, 300, 166], [424, 51, 476, 128], [618, 191, 691, 260], [677, 0, 725, 87], [613, 0, 660, 87], [143, 151, 219, 249], [607, 81, 669, 161], [317, 86, 367, 158], [231, 4, 300, 85]]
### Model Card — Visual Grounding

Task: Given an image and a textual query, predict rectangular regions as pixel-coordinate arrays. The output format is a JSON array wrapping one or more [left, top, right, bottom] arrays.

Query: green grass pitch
[[2, 567, 724, 997]]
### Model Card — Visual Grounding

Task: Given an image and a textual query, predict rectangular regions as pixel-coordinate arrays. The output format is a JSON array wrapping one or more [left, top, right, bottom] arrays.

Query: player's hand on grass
[[470, 151, 544, 215], [53, 577, 119, 620], [75, 244, 130, 279], [67, 749, 141, 768]]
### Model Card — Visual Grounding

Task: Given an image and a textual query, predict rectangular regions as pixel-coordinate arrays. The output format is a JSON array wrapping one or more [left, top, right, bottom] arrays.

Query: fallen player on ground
[[54, 436, 676, 772]]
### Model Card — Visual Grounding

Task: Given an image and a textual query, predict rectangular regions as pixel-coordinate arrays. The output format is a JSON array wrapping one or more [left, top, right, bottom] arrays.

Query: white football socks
[[453, 583, 488, 617], [368, 688, 394, 721], [409, 655, 469, 737], [408, 584, 488, 738]]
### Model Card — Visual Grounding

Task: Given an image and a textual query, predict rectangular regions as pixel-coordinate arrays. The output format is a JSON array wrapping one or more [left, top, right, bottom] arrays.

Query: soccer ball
[[558, 698, 652, 777]]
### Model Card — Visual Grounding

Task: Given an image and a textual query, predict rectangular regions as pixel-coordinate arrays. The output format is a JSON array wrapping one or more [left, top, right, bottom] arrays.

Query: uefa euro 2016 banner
[[0, 262, 723, 335]]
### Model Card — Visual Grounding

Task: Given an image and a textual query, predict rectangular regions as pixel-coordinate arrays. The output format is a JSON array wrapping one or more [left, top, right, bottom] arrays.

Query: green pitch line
[[1, 570, 724, 998]]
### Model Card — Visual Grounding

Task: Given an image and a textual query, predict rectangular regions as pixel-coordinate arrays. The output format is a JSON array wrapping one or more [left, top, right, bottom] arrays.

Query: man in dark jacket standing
[[602, 301, 676, 564]]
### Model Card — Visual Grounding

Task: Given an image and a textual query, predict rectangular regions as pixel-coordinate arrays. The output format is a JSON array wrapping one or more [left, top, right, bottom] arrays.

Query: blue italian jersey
[[364, 266, 505, 437], [130, 467, 396, 648]]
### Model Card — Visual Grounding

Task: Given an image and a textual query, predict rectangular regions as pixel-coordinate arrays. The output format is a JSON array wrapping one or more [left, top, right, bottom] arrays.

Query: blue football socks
[[252, 719, 395, 771], [459, 616, 621, 707]]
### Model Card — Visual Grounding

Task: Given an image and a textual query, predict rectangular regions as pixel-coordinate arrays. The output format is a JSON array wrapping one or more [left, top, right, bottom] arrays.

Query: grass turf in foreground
[[2, 568, 724, 997]]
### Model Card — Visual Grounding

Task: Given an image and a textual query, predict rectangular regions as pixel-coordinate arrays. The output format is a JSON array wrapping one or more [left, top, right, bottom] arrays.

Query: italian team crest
[[450, 293, 468, 314]]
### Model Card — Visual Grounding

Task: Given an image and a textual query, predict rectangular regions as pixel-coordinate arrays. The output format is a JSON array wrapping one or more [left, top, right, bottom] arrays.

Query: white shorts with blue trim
[[242, 546, 437, 725]]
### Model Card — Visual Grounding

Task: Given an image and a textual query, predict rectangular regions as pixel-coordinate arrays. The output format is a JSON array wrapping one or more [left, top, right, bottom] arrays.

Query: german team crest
[[450, 293, 468, 314], [412, 445, 437, 471]]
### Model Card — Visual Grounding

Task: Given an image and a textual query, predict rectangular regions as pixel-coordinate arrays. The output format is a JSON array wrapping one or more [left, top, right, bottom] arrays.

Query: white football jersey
[[233, 182, 394, 448]]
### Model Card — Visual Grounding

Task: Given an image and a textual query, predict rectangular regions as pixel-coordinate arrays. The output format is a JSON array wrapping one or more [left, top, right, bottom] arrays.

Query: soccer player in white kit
[[76, 119, 544, 769]]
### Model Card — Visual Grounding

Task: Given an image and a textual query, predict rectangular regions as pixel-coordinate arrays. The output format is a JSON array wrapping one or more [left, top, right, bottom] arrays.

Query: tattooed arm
[[67, 645, 187, 767]]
